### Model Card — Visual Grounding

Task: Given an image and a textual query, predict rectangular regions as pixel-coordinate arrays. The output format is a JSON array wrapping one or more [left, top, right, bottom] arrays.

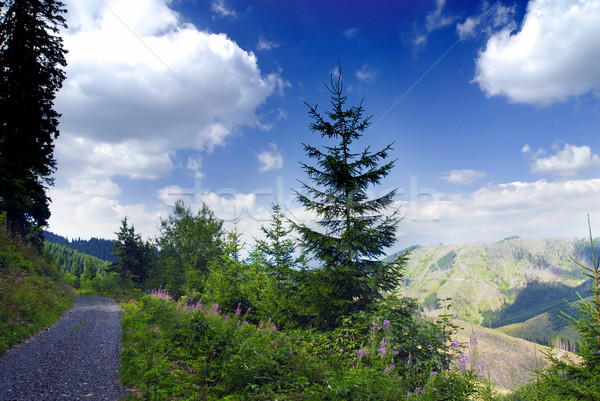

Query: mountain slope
[[392, 238, 589, 325]]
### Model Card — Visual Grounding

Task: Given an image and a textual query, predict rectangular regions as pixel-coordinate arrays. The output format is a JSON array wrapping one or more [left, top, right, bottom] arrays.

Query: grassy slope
[[495, 312, 579, 346], [0, 224, 74, 354], [399, 238, 585, 324], [452, 319, 573, 394]]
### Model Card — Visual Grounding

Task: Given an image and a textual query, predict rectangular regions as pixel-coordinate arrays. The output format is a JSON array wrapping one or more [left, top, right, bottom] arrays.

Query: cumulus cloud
[[526, 143, 600, 177], [473, 0, 600, 106], [49, 0, 282, 239], [441, 169, 487, 185], [56, 0, 280, 173], [257, 144, 283, 172]]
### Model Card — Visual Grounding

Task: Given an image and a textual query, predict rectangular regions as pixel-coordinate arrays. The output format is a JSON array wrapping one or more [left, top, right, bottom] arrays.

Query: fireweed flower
[[470, 336, 478, 346], [357, 349, 367, 358], [372, 322, 379, 328], [383, 319, 391, 327], [451, 339, 460, 348]]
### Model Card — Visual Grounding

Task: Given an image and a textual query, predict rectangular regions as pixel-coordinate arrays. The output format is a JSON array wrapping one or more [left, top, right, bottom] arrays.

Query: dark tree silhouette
[[0, 0, 67, 242]]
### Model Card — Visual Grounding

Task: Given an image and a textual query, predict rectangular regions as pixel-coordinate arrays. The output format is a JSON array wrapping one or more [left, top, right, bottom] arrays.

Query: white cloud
[[473, 0, 600, 106], [49, 0, 282, 239], [521, 144, 531, 154], [48, 178, 165, 240], [56, 0, 279, 167], [356, 64, 377, 83], [441, 169, 487, 185], [528, 143, 600, 177], [457, 3, 516, 40], [395, 178, 600, 248], [55, 135, 174, 180], [187, 155, 204, 179], [414, 0, 456, 47], [211, 0, 237, 19], [257, 36, 279, 51], [257, 143, 283, 172]]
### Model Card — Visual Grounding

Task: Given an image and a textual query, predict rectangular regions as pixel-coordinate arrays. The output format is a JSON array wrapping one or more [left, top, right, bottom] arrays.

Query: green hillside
[[393, 237, 589, 325]]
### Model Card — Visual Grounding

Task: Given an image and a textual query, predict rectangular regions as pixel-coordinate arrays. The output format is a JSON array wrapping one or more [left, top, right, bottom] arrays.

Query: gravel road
[[0, 296, 123, 401]]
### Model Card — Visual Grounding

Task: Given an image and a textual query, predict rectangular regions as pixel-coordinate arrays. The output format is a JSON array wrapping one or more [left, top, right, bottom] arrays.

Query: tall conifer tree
[[0, 0, 67, 241], [294, 69, 402, 327]]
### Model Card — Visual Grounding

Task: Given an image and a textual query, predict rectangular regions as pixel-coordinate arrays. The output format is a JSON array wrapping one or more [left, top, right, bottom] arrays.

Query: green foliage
[[249, 202, 306, 328], [0, 214, 73, 353], [294, 68, 401, 327], [109, 217, 156, 286], [156, 200, 223, 298], [0, 0, 67, 241], [44, 241, 110, 281], [203, 226, 252, 313], [120, 292, 491, 400]]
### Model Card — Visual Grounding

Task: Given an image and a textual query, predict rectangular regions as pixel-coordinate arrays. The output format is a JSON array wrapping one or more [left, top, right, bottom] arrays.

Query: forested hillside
[[44, 241, 110, 281], [44, 231, 117, 262]]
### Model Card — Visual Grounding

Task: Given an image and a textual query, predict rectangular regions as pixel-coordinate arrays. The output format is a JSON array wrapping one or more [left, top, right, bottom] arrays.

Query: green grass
[[0, 221, 74, 354]]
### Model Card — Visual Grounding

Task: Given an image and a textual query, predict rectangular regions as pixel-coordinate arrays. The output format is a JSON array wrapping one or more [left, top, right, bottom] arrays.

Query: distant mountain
[[44, 231, 117, 263], [390, 237, 595, 329]]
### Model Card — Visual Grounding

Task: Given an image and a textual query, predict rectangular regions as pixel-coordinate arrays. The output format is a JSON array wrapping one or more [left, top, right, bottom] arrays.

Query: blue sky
[[49, 0, 600, 252]]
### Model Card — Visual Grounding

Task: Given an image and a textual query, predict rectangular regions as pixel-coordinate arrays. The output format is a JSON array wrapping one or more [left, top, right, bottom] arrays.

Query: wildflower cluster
[[405, 334, 490, 399], [150, 286, 172, 301], [356, 320, 397, 373]]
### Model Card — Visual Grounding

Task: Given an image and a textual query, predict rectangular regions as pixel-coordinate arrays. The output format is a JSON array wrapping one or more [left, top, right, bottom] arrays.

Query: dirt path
[[0, 296, 122, 401]]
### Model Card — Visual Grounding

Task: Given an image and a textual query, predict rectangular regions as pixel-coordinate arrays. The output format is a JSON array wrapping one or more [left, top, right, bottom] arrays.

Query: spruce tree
[[0, 0, 67, 241], [110, 218, 155, 286], [294, 69, 401, 327]]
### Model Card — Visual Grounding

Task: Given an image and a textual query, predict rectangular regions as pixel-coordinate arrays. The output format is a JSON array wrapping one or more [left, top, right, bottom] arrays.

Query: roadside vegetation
[[0, 214, 73, 354]]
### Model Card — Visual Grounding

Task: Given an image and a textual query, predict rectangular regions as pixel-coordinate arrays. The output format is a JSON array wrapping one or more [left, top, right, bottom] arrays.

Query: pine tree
[[0, 0, 67, 242], [294, 69, 402, 327], [110, 218, 155, 286]]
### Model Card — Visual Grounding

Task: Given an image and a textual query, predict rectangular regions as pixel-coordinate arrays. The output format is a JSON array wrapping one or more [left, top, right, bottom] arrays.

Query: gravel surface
[[0, 296, 123, 401]]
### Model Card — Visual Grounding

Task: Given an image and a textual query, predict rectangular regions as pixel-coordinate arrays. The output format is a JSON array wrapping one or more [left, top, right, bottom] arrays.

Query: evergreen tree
[[294, 69, 402, 327], [205, 222, 249, 312], [109, 218, 155, 285], [250, 202, 306, 327], [0, 0, 67, 242], [156, 200, 223, 298]]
